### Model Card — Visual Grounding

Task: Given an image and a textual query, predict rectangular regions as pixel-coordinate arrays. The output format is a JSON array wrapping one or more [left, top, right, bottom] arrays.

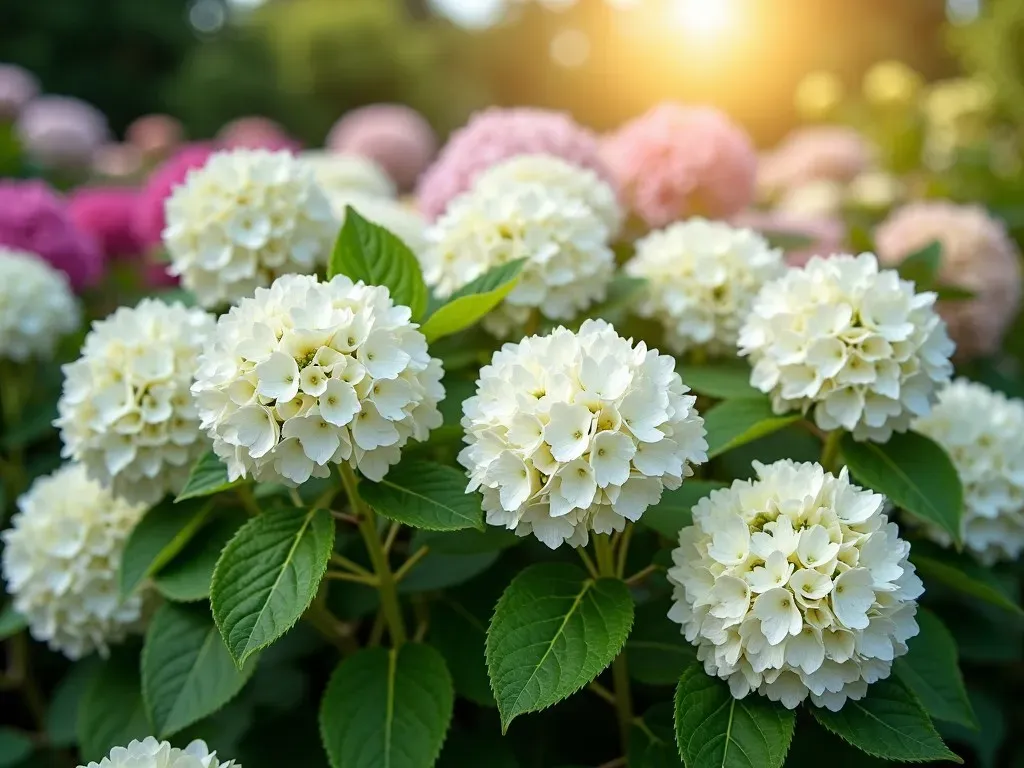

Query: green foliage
[[682, 363, 760, 400], [0, 604, 26, 641], [358, 459, 484, 531], [639, 480, 727, 539], [702, 399, 801, 459], [0, 729, 33, 768], [629, 704, 682, 768], [76, 647, 151, 763], [911, 544, 1024, 616], [625, 601, 695, 687], [176, 452, 245, 502], [420, 260, 525, 343], [895, 241, 942, 289], [154, 511, 247, 603], [119, 498, 211, 598]]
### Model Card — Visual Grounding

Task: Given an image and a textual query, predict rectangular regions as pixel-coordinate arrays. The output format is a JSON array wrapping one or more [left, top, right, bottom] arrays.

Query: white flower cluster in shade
[[0, 247, 79, 362], [460, 320, 707, 548], [300, 150, 396, 203], [163, 149, 337, 308], [56, 300, 215, 505], [421, 155, 618, 337], [79, 738, 238, 768], [1, 464, 147, 660], [738, 253, 954, 442], [912, 379, 1024, 564], [625, 219, 785, 356], [668, 460, 923, 711], [191, 273, 444, 485]]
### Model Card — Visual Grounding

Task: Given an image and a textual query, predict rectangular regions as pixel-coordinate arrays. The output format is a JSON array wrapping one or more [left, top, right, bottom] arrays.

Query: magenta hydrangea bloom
[[0, 180, 103, 290], [68, 187, 142, 261], [133, 143, 215, 250], [0, 63, 38, 120], [16, 96, 109, 170], [602, 103, 757, 228], [416, 107, 611, 218], [329, 104, 437, 192], [217, 116, 300, 152]]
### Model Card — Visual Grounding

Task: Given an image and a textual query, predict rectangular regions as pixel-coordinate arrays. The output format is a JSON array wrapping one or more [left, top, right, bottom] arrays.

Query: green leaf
[[175, 451, 244, 502], [841, 431, 963, 545], [76, 646, 151, 763], [47, 659, 98, 749], [429, 597, 493, 706], [702, 399, 800, 459], [896, 241, 942, 289], [935, 284, 975, 301], [154, 511, 247, 603], [573, 273, 646, 328], [413, 526, 521, 555], [0, 728, 33, 768], [120, 498, 210, 598], [939, 689, 1004, 768], [626, 601, 695, 686], [143, 602, 258, 738], [397, 549, 499, 593], [319, 643, 454, 768], [211, 506, 334, 667], [763, 230, 816, 251], [629, 703, 682, 768], [486, 562, 634, 731], [420, 259, 525, 342], [894, 608, 976, 728], [328, 207, 428, 320], [0, 604, 27, 641], [911, 548, 1023, 616], [640, 480, 727, 539], [359, 460, 484, 532], [811, 676, 961, 763], [682, 363, 758, 400]]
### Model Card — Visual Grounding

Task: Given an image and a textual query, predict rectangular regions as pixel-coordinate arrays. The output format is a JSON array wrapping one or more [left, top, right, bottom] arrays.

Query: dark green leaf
[[682, 363, 759, 400], [420, 260, 525, 342], [120, 498, 210, 598], [47, 659, 98, 749], [76, 646, 151, 763], [428, 598, 493, 706], [359, 460, 484, 531], [935, 285, 975, 301], [911, 548, 1023, 616], [0, 604, 27, 641], [398, 549, 499, 593], [763, 230, 816, 251], [626, 601, 695, 686], [629, 704, 682, 768], [413, 526, 521, 555], [939, 689, 1004, 768], [895, 241, 942, 289], [0, 728, 32, 768], [175, 451, 244, 501], [640, 481, 727, 539], [703, 399, 800, 459], [154, 511, 247, 603]]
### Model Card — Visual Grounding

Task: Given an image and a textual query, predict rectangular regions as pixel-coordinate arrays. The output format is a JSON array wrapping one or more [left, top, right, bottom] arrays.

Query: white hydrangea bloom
[[300, 150, 396, 204], [738, 253, 954, 442], [56, 299, 215, 505], [625, 219, 785, 356], [0, 247, 79, 362], [2, 464, 147, 660], [341, 194, 428, 255], [668, 460, 923, 711], [192, 273, 444, 485], [461, 320, 707, 548], [79, 737, 238, 768], [422, 170, 616, 338], [912, 379, 1024, 564], [163, 149, 337, 308]]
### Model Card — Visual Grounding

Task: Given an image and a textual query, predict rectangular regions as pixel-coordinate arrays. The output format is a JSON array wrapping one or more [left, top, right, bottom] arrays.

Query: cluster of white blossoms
[[300, 150, 396, 203], [163, 149, 337, 308], [460, 320, 707, 548], [912, 379, 1024, 564], [668, 460, 923, 710], [1, 464, 147, 660], [738, 253, 954, 442], [0, 247, 79, 362], [192, 273, 444, 485], [56, 300, 215, 505], [625, 219, 785, 356], [422, 156, 618, 337], [80, 738, 238, 768]]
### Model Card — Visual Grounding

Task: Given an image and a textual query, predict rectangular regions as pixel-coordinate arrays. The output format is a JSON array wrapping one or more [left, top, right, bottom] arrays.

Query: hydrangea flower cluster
[[912, 379, 1024, 564], [668, 460, 923, 710], [68, 186, 143, 260], [1, 464, 148, 660], [731, 209, 846, 268], [218, 115, 300, 152], [134, 143, 215, 251], [163, 149, 337, 308], [56, 299, 216, 505], [80, 738, 238, 768], [0, 247, 80, 362], [422, 156, 617, 337], [301, 150, 397, 210], [758, 127, 873, 196], [191, 274, 444, 485], [460, 320, 708, 549], [126, 113, 183, 160], [625, 219, 785, 356], [16, 95, 109, 170], [0, 62, 38, 119], [739, 253, 955, 442]]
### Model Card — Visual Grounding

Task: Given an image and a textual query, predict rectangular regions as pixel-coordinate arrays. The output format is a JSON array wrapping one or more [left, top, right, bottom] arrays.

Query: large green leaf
[[319, 643, 454, 768], [626, 601, 695, 686], [359, 460, 484, 532], [76, 646, 151, 763], [420, 259, 525, 342], [894, 608, 976, 728], [328, 207, 428, 320], [119, 498, 210, 598], [486, 563, 634, 731], [153, 511, 247, 603], [895, 241, 942, 289], [0, 604, 26, 641], [811, 677, 961, 763], [629, 703, 682, 768], [841, 431, 963, 545], [640, 480, 727, 539], [911, 547, 1023, 616], [46, 659, 98, 749], [0, 729, 33, 768], [428, 597, 494, 706], [175, 451, 244, 502], [673, 662, 795, 768], [682, 363, 759, 400], [702, 399, 800, 459], [211, 506, 334, 666]]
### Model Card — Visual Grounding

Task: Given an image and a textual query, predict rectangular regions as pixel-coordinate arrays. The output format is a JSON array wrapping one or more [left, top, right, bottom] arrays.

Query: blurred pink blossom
[[329, 104, 437, 193], [218, 116, 300, 152], [732, 210, 846, 267], [133, 142, 215, 250], [0, 63, 38, 120], [759, 126, 872, 194], [92, 143, 143, 180], [126, 114, 183, 159], [69, 187, 142, 261], [16, 95, 109, 170]]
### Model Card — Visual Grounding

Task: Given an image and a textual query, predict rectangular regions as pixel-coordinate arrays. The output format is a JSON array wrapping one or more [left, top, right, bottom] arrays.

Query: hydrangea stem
[[821, 429, 843, 473], [0, 363, 27, 501], [592, 534, 634, 749]]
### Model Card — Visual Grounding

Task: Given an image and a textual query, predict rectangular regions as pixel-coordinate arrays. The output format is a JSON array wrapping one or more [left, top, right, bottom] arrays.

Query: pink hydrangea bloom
[[329, 104, 437, 192], [416, 107, 610, 218], [732, 209, 846, 267], [16, 96, 109, 170], [602, 103, 757, 228], [759, 126, 872, 194], [0, 180, 103, 290], [0, 64, 38, 120], [68, 187, 142, 261], [133, 143, 215, 250], [876, 201, 1022, 361], [92, 143, 143, 180], [218, 116, 300, 152], [126, 114, 183, 159]]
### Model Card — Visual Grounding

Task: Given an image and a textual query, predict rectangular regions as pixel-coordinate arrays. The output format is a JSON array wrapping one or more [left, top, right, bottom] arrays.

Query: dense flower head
[[626, 219, 785, 356], [875, 201, 1022, 361], [738, 253, 955, 442], [0, 180, 103, 290], [80, 737, 238, 768], [601, 102, 757, 228], [328, 104, 437, 192], [759, 127, 873, 196], [341, 194, 428, 255], [731, 210, 846, 268], [912, 380, 1024, 564], [0, 63, 38, 120], [2, 464, 147, 660], [191, 273, 444, 485], [417, 107, 611, 219], [218, 115, 300, 152], [16, 95, 109, 170], [668, 460, 923, 710], [134, 143, 215, 250], [301, 150, 397, 210], [57, 299, 216, 505], [126, 113, 184, 159], [0, 247, 80, 362], [163, 149, 337, 308], [460, 320, 708, 549], [68, 187, 143, 260], [422, 163, 616, 337]]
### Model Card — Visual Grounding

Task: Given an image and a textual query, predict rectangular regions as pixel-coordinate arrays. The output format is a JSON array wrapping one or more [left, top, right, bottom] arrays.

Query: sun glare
[[672, 0, 736, 37]]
